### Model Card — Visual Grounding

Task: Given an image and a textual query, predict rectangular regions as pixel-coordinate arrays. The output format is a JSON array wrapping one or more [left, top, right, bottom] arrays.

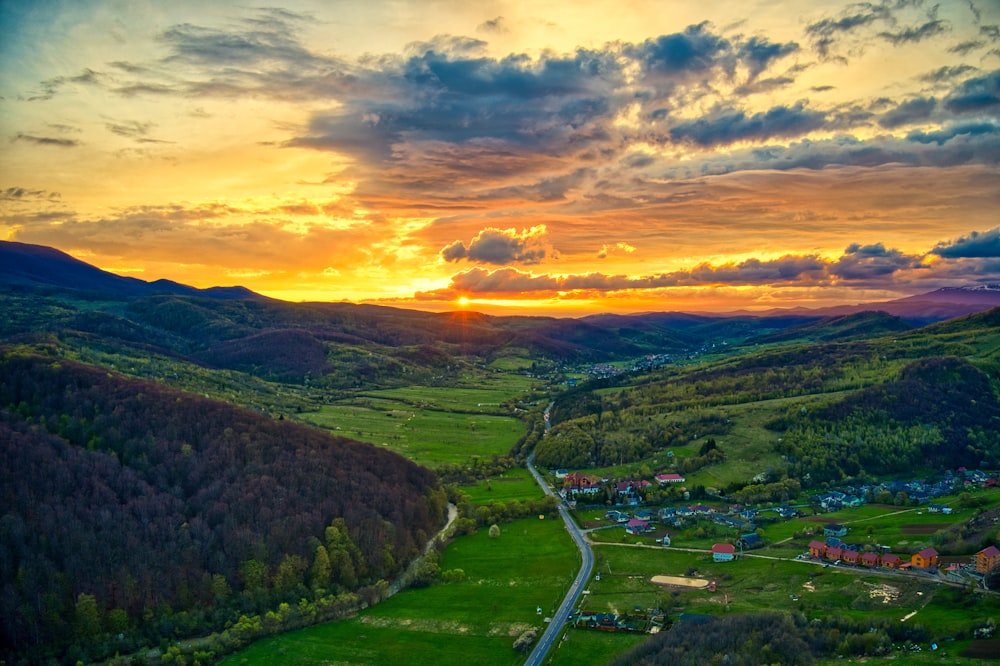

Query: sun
[[456, 296, 470, 308]]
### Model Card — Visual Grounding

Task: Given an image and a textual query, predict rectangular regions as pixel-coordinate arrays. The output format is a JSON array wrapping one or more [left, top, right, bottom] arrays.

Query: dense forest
[[0, 351, 448, 664], [773, 356, 1000, 481]]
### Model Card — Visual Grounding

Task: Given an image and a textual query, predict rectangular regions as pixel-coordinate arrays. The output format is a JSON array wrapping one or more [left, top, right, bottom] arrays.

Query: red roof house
[[712, 543, 736, 562]]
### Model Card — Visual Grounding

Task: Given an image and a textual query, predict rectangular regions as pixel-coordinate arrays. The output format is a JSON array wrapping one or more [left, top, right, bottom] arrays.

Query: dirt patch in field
[[651, 575, 710, 589], [581, 520, 605, 529], [961, 640, 1000, 659], [360, 616, 470, 634], [900, 524, 949, 534]]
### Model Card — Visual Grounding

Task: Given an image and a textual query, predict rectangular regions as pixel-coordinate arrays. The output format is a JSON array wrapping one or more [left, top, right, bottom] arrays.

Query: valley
[[2, 241, 1000, 665]]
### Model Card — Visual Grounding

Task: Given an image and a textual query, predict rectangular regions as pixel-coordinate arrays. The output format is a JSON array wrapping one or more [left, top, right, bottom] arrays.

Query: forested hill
[[0, 351, 447, 664], [534, 308, 1000, 479]]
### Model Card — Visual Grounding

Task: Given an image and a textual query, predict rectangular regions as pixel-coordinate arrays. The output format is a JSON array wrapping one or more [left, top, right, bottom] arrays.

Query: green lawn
[[221, 516, 580, 666]]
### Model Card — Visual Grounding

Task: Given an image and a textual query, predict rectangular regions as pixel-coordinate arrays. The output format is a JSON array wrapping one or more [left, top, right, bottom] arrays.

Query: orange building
[[911, 547, 939, 569], [976, 545, 1000, 573]]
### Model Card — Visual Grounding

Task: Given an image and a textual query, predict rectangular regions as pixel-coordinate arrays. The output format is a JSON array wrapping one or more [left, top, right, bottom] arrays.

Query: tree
[[73, 593, 101, 640], [488, 524, 500, 538], [310, 545, 332, 591]]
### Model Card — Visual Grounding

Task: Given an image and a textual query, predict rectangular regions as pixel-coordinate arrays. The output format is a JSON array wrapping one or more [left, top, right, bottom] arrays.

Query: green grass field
[[296, 398, 526, 466], [220, 516, 580, 666], [458, 468, 547, 503]]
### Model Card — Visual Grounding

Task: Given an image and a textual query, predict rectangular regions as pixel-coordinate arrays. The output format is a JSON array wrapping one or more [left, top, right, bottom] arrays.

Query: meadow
[[296, 398, 525, 466], [220, 515, 579, 666]]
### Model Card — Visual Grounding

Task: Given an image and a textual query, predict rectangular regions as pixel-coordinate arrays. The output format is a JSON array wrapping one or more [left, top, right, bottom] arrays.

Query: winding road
[[523, 403, 594, 666]]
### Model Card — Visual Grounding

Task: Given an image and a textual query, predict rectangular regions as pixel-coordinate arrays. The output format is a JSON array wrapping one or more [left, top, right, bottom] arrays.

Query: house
[[976, 545, 1000, 573], [861, 552, 879, 568], [712, 543, 736, 562], [880, 553, 902, 569], [928, 504, 952, 515], [824, 524, 848, 538], [655, 473, 686, 484], [912, 547, 939, 569], [606, 510, 630, 523], [841, 549, 860, 565], [634, 509, 654, 521], [738, 533, 764, 550], [808, 540, 827, 559], [554, 469, 569, 479], [657, 533, 671, 547], [626, 518, 652, 535], [826, 546, 843, 562]]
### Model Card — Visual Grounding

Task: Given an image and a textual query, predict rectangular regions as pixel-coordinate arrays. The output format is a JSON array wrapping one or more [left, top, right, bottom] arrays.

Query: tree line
[[0, 350, 448, 664]]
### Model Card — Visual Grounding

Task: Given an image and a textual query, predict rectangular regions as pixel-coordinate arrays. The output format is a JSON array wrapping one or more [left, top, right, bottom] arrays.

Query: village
[[553, 464, 1000, 637]]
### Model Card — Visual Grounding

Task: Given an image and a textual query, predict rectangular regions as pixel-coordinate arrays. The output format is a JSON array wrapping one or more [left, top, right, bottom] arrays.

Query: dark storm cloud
[[669, 102, 826, 147], [932, 228, 1000, 258]]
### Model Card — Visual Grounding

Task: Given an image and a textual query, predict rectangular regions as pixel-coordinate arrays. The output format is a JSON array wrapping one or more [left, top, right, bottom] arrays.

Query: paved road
[[524, 419, 594, 666]]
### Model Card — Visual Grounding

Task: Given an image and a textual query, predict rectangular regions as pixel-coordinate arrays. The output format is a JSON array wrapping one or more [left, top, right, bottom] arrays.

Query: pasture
[[296, 396, 526, 466], [220, 516, 579, 666]]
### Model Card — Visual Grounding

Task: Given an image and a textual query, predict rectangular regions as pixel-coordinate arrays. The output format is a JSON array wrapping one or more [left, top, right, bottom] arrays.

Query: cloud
[[943, 69, 1000, 112], [918, 65, 977, 84], [879, 19, 950, 46], [1, 187, 60, 201], [830, 243, 919, 280], [669, 102, 827, 147], [805, 5, 890, 58], [878, 97, 937, 129], [477, 16, 508, 34], [948, 39, 985, 55], [630, 23, 730, 79], [440, 226, 552, 265], [597, 242, 636, 259], [11, 133, 79, 147], [932, 227, 1000, 258], [737, 36, 800, 81], [418, 228, 1000, 303]]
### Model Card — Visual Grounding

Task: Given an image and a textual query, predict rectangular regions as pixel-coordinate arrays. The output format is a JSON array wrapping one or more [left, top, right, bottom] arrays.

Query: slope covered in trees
[[0, 351, 447, 664], [534, 309, 1000, 482]]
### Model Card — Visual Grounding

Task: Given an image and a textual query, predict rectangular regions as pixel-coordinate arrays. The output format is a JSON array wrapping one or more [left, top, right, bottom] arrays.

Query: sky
[[1, 0, 999, 316]]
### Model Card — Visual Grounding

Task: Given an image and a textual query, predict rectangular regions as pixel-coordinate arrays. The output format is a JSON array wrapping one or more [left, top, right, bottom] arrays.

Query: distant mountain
[[749, 311, 914, 345], [0, 240, 265, 300], [719, 284, 1000, 324]]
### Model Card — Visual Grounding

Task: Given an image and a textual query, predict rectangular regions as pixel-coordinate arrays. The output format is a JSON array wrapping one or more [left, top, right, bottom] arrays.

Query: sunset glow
[[2, 0, 999, 315]]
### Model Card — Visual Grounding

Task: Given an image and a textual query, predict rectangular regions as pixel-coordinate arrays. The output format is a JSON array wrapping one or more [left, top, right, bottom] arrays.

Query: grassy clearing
[[458, 468, 546, 504], [296, 399, 525, 467], [222, 516, 579, 666]]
